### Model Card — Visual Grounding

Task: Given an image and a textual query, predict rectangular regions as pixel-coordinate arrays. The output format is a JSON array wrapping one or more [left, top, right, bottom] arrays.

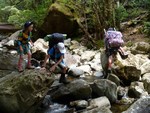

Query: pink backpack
[[105, 31, 124, 48]]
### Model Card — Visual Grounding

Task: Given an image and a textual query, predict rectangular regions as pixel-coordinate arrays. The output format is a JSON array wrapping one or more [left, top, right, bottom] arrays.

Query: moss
[[49, 3, 73, 17]]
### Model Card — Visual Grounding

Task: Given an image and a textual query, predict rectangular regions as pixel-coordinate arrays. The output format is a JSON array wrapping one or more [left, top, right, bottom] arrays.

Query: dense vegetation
[[0, 0, 150, 47]]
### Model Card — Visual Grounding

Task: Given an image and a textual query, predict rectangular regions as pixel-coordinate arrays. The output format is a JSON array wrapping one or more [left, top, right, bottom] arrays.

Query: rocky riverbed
[[0, 31, 150, 113]]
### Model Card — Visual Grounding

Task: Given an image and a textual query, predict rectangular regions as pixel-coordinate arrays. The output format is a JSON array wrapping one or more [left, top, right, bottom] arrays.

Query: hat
[[24, 21, 33, 29], [57, 42, 66, 54]]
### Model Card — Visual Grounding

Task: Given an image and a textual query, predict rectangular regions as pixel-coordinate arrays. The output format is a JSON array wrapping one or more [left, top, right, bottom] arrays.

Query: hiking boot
[[59, 74, 70, 84]]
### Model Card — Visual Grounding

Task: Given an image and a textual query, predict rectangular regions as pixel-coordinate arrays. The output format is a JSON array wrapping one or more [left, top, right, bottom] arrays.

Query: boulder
[[90, 79, 117, 103], [89, 62, 102, 71], [82, 107, 112, 113], [50, 79, 92, 103], [89, 96, 111, 109], [0, 70, 54, 113], [117, 86, 127, 100], [68, 67, 84, 77], [32, 38, 48, 53], [81, 50, 96, 62], [111, 53, 141, 85], [64, 52, 78, 68], [140, 60, 150, 75], [107, 74, 120, 86], [128, 82, 148, 98], [131, 42, 150, 54], [70, 100, 88, 109], [76, 65, 91, 74], [0, 52, 26, 70], [93, 71, 103, 78], [122, 96, 150, 113], [41, 3, 78, 36], [8, 30, 22, 40], [142, 73, 150, 94], [32, 50, 46, 61]]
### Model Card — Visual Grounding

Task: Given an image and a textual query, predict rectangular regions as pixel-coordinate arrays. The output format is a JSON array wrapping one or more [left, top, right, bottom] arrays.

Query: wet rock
[[128, 82, 148, 98], [41, 95, 52, 108], [122, 96, 150, 113], [50, 79, 92, 103], [131, 42, 150, 54], [90, 79, 117, 103], [107, 74, 120, 86], [0, 52, 26, 70], [32, 38, 48, 53], [81, 51, 96, 62], [89, 96, 111, 109], [68, 67, 84, 77], [142, 73, 150, 94], [41, 3, 78, 37], [70, 100, 88, 109], [0, 70, 54, 113]]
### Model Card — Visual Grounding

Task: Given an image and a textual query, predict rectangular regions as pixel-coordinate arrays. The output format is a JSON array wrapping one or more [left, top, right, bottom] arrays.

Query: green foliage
[[144, 22, 150, 36], [0, 0, 52, 27], [115, 5, 128, 22]]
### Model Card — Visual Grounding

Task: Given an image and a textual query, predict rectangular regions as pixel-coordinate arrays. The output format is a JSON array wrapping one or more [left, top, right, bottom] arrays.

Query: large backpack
[[44, 33, 67, 49], [105, 30, 124, 48]]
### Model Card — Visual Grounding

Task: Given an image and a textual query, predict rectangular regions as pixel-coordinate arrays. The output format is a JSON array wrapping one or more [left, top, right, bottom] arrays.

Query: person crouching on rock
[[42, 42, 69, 84], [17, 21, 34, 72]]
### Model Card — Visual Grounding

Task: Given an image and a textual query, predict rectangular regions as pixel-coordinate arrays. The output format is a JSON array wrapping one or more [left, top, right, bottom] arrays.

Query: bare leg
[[18, 55, 23, 72], [27, 51, 34, 69]]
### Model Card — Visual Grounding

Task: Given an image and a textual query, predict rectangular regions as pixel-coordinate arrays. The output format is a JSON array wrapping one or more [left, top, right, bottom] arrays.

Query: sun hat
[[57, 42, 66, 54]]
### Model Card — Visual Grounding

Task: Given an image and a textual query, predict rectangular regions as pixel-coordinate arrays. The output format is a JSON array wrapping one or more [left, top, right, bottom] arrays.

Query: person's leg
[[18, 55, 24, 72], [59, 61, 69, 84], [27, 51, 34, 69]]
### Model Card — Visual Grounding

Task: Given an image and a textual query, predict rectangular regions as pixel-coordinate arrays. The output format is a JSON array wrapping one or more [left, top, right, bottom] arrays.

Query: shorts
[[17, 44, 30, 55]]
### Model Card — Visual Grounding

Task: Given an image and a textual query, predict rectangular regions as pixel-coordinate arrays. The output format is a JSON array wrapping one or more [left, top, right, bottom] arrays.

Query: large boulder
[[142, 73, 150, 94], [50, 79, 92, 103], [131, 42, 150, 54], [90, 79, 117, 103], [89, 96, 111, 109], [41, 3, 78, 36], [128, 81, 148, 98], [0, 52, 26, 70], [111, 53, 141, 85], [81, 50, 96, 62], [0, 70, 54, 113], [122, 96, 150, 113], [32, 38, 48, 53]]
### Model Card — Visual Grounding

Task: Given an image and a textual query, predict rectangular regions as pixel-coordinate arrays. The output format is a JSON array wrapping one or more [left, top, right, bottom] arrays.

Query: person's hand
[[50, 66, 56, 72], [20, 47, 23, 52]]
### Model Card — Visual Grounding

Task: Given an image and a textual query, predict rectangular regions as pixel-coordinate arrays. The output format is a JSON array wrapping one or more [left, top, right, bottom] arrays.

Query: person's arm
[[42, 54, 50, 68], [18, 37, 23, 52], [50, 55, 64, 72]]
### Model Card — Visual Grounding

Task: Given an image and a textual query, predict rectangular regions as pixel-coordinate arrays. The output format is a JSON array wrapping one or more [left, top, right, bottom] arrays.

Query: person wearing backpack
[[17, 21, 34, 72], [42, 33, 69, 84], [104, 28, 128, 59]]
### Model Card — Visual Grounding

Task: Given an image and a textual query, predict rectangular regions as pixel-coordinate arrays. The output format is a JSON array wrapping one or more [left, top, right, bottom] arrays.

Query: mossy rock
[[41, 3, 78, 37], [0, 70, 54, 113]]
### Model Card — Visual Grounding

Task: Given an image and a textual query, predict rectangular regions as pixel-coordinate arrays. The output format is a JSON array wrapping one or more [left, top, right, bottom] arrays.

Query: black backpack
[[44, 33, 67, 49]]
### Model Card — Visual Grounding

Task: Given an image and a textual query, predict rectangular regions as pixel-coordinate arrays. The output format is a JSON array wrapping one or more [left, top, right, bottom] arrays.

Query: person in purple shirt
[[42, 42, 69, 84]]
